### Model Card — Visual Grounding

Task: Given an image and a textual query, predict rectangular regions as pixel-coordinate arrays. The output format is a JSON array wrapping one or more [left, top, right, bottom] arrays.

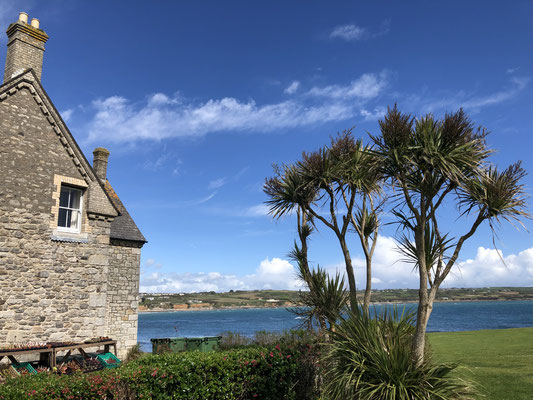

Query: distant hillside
[[139, 287, 533, 311]]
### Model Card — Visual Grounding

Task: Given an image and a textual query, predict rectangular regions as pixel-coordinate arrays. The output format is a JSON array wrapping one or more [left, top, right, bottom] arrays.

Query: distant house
[[0, 13, 146, 358]]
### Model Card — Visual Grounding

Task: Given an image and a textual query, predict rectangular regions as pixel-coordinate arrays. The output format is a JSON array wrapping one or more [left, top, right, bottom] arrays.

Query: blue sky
[[3, 1, 533, 291]]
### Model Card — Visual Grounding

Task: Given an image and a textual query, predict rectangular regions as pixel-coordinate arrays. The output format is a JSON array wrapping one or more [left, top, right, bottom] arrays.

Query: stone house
[[0, 13, 146, 358]]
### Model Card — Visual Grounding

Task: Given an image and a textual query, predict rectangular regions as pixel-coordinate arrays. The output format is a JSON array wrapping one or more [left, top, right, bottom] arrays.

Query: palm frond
[[264, 163, 317, 219], [458, 161, 530, 226], [397, 223, 453, 272]]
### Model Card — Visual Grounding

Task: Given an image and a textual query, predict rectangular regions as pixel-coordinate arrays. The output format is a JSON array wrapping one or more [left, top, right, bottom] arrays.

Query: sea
[[138, 300, 533, 352]]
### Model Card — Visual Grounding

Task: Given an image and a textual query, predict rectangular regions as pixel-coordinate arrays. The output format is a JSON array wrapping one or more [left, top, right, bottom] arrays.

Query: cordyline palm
[[372, 105, 529, 365], [265, 131, 383, 313], [328, 133, 384, 313], [289, 257, 349, 336]]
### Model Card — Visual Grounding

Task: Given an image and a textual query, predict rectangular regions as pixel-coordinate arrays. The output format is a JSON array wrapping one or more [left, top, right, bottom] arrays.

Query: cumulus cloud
[[140, 257, 301, 293], [445, 247, 533, 288], [284, 81, 300, 94], [139, 240, 533, 293], [331, 236, 533, 290]]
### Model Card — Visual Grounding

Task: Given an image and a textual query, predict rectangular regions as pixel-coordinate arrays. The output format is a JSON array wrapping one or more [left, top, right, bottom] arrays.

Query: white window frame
[[57, 185, 84, 233]]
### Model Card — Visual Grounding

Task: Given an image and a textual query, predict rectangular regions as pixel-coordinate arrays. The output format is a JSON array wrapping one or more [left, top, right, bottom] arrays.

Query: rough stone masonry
[[0, 12, 146, 359]]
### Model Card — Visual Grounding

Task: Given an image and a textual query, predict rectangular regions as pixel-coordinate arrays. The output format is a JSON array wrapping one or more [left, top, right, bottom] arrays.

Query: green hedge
[[0, 343, 319, 400]]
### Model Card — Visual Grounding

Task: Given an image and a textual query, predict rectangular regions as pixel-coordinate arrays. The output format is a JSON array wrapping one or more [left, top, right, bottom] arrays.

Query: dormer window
[[57, 185, 83, 232]]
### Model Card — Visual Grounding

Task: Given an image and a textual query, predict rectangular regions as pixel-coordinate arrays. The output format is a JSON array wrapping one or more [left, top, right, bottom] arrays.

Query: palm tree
[[290, 260, 349, 336], [327, 132, 383, 313], [264, 131, 383, 313], [372, 106, 530, 365]]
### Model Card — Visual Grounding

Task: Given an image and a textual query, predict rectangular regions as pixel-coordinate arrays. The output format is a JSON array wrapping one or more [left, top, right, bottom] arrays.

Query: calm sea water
[[138, 300, 533, 352]]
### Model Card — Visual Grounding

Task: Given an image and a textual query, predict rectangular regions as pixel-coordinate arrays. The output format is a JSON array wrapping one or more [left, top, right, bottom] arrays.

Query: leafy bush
[[0, 341, 320, 400], [322, 308, 474, 400]]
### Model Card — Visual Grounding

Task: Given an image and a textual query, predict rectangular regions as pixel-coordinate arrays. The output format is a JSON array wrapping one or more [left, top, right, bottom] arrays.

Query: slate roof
[[103, 181, 147, 243]]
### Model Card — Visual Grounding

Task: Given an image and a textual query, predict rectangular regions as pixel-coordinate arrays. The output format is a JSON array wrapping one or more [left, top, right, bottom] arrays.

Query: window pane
[[59, 188, 70, 207], [70, 189, 81, 209], [58, 185, 83, 230], [70, 210, 79, 229], [65, 210, 73, 228], [58, 208, 68, 227]]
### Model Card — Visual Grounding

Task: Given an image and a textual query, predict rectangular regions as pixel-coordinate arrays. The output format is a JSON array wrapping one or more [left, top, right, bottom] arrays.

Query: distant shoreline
[[139, 297, 532, 314]]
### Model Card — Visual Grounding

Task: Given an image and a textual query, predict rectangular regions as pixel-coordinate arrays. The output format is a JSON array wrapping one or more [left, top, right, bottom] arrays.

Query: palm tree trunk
[[412, 273, 437, 366], [338, 236, 357, 313], [412, 225, 429, 366], [362, 254, 372, 314]]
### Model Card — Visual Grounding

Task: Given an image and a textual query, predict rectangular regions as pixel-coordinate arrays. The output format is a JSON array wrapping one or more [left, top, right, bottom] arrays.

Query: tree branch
[[435, 210, 486, 286]]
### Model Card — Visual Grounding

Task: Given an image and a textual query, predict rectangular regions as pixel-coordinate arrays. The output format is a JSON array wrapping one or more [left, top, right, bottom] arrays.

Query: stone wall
[[0, 82, 141, 359], [106, 241, 142, 359]]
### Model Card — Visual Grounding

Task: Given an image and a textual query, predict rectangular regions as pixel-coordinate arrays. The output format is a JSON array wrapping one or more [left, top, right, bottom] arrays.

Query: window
[[57, 185, 83, 232]]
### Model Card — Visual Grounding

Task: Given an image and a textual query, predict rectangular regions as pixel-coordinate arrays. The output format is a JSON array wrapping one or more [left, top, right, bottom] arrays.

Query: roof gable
[[0, 69, 118, 218]]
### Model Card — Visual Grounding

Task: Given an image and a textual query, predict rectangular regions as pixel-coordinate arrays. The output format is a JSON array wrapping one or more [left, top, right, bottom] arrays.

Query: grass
[[429, 327, 533, 400]]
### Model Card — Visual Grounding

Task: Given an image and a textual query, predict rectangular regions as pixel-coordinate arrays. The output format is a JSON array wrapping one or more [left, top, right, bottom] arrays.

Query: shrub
[[0, 341, 320, 400], [322, 308, 474, 400]]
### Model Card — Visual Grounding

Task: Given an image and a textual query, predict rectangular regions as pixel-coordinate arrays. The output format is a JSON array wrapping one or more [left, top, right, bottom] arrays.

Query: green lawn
[[429, 328, 533, 400]]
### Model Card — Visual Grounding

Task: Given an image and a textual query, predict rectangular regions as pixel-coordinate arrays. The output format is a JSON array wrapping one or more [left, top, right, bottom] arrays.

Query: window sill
[[51, 230, 88, 243]]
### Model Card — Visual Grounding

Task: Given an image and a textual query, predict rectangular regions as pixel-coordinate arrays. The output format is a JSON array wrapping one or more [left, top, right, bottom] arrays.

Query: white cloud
[[148, 93, 180, 106], [329, 236, 533, 290], [284, 80, 300, 94], [418, 76, 529, 114], [86, 94, 357, 144], [360, 106, 387, 121], [445, 247, 533, 288], [140, 257, 301, 293], [330, 24, 367, 41], [82, 70, 391, 144], [308, 71, 389, 99], [329, 20, 390, 42], [139, 240, 533, 293], [143, 153, 168, 171], [140, 271, 246, 293], [244, 204, 270, 217], [145, 259, 155, 267], [82, 71, 525, 145], [61, 109, 74, 122], [193, 192, 217, 205], [208, 177, 227, 190], [462, 77, 529, 109]]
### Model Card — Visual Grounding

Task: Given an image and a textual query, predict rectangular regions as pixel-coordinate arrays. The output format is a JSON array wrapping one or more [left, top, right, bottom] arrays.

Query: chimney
[[93, 148, 110, 181], [3, 12, 49, 82]]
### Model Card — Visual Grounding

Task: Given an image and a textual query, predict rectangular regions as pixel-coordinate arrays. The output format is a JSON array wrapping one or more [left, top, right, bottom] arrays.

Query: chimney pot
[[3, 13, 48, 82], [93, 147, 110, 181], [18, 12, 28, 24]]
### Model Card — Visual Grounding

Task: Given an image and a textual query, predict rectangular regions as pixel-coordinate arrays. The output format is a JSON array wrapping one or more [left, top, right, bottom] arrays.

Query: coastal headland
[[139, 287, 533, 312]]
